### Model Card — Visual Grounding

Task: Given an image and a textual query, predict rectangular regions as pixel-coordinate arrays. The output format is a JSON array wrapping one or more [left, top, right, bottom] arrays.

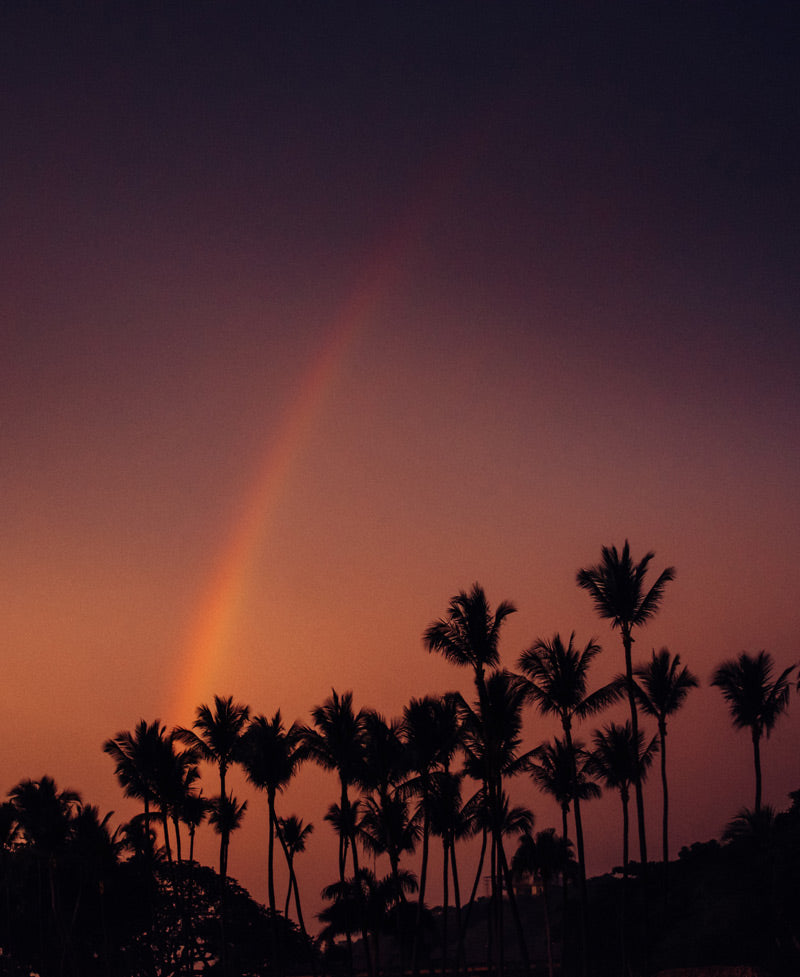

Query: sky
[[2, 1, 799, 931]]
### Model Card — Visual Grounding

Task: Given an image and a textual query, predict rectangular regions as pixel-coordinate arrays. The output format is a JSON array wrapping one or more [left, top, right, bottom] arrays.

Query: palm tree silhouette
[[303, 689, 370, 976], [175, 695, 250, 880], [633, 647, 698, 874], [512, 829, 574, 977], [241, 710, 306, 917], [457, 670, 532, 975], [711, 650, 794, 812], [277, 814, 313, 929], [518, 630, 619, 972], [528, 738, 599, 846], [586, 721, 658, 976], [577, 541, 675, 873], [103, 719, 167, 857], [9, 776, 82, 971], [209, 792, 247, 884]]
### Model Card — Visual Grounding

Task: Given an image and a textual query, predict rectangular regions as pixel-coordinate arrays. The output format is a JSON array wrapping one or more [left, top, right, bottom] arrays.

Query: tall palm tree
[[518, 630, 619, 970], [711, 650, 794, 812], [633, 647, 699, 869], [424, 583, 517, 710], [175, 695, 250, 879], [241, 710, 306, 916], [577, 540, 675, 871]]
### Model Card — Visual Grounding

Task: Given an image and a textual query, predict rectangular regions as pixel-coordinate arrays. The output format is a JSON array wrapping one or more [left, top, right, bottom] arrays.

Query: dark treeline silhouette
[[1, 542, 798, 977]]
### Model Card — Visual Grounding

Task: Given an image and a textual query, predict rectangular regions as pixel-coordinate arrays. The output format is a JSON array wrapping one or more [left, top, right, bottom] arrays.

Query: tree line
[[1, 540, 797, 977]]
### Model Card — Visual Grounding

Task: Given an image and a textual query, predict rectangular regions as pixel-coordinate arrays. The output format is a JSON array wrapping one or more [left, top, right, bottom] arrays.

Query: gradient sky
[[2, 2, 799, 928]]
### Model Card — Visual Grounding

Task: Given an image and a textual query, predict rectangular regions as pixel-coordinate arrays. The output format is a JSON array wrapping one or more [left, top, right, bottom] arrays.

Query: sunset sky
[[2, 2, 799, 928]]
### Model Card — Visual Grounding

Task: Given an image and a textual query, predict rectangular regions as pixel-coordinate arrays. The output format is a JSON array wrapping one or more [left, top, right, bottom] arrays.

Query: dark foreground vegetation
[[2, 542, 798, 976]]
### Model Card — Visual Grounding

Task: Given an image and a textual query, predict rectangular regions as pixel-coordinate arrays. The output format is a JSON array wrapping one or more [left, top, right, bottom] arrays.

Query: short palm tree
[[586, 722, 658, 977], [633, 647, 698, 868], [209, 792, 247, 883], [513, 829, 574, 977], [577, 541, 675, 869], [587, 722, 658, 879], [518, 629, 620, 960], [711, 650, 794, 812]]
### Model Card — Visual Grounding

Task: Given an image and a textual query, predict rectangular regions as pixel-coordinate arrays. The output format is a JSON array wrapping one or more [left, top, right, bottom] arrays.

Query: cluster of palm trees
[[4, 540, 796, 977]]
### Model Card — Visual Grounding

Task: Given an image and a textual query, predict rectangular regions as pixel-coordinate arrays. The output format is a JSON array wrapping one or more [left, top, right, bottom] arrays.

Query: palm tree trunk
[[451, 833, 464, 976], [622, 627, 648, 976], [499, 838, 530, 976], [622, 628, 648, 866], [752, 728, 762, 813], [659, 721, 669, 906], [411, 809, 431, 977], [564, 724, 589, 977]]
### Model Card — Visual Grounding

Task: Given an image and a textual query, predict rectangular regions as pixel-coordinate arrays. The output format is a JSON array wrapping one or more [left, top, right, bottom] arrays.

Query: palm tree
[[424, 582, 517, 710], [528, 738, 599, 845], [512, 830, 574, 977], [586, 722, 658, 976], [277, 814, 313, 928], [711, 650, 794, 812], [587, 722, 657, 879], [518, 630, 619, 969], [402, 694, 452, 968], [577, 540, 675, 871], [175, 695, 250, 878], [303, 689, 370, 976], [104, 719, 168, 855], [209, 792, 247, 884], [633, 647, 698, 870], [9, 776, 82, 970], [457, 670, 532, 975], [241, 710, 306, 917]]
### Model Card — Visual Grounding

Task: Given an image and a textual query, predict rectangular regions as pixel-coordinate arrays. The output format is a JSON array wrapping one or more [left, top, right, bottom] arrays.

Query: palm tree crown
[[576, 541, 675, 633], [424, 582, 516, 695]]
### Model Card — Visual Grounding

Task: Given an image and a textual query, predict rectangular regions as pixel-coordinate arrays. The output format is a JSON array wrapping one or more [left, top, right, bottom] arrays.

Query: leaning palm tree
[[241, 710, 306, 917], [577, 541, 675, 871], [518, 630, 619, 972], [424, 582, 517, 711], [711, 650, 794, 812], [633, 647, 698, 871], [175, 695, 250, 879], [277, 814, 313, 928]]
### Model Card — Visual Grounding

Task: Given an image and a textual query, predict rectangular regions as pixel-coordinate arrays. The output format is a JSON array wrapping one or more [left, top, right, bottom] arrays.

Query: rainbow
[[167, 119, 485, 725], [168, 215, 421, 725]]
